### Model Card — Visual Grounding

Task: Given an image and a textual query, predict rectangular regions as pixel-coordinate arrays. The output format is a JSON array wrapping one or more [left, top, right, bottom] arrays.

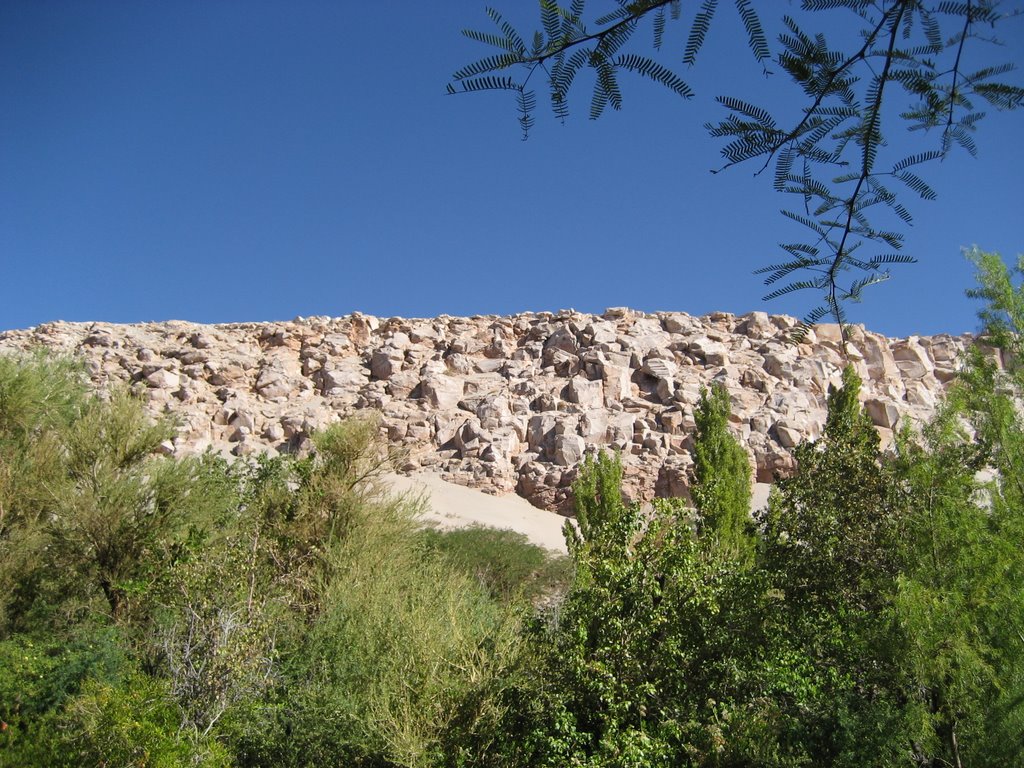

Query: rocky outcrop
[[0, 309, 980, 513]]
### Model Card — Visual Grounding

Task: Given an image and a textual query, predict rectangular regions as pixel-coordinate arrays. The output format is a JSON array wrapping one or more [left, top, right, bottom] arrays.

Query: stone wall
[[0, 308, 977, 512]]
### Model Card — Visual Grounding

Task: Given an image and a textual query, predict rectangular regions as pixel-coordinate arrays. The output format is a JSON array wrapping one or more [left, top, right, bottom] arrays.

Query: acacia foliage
[[451, 1, 1023, 334]]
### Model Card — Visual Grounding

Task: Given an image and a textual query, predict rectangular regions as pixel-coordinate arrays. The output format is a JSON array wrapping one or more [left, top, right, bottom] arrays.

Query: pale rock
[[729, 388, 764, 420], [740, 367, 771, 393], [585, 321, 619, 345], [371, 348, 404, 380], [527, 413, 559, 454], [688, 337, 728, 366], [0, 309, 964, 514], [544, 326, 578, 355], [656, 377, 676, 403], [602, 307, 631, 319], [146, 368, 180, 389], [455, 420, 487, 457], [553, 434, 585, 466], [865, 398, 900, 429], [449, 336, 485, 355], [445, 353, 478, 376], [892, 339, 933, 379], [904, 380, 938, 408], [348, 312, 378, 346], [554, 415, 580, 436], [641, 357, 677, 401], [662, 313, 696, 334], [255, 369, 293, 400], [860, 333, 901, 381], [386, 331, 412, 349], [624, 332, 672, 357], [642, 357, 677, 380], [476, 395, 512, 429], [814, 324, 845, 345], [407, 420, 432, 442], [263, 423, 286, 442], [579, 410, 610, 443], [320, 364, 367, 394], [602, 364, 633, 405], [772, 420, 803, 449], [566, 376, 604, 409], [474, 358, 505, 374], [762, 349, 797, 380], [190, 332, 215, 349], [386, 370, 420, 399], [280, 414, 307, 440], [659, 409, 684, 434], [543, 347, 580, 376], [736, 311, 775, 339], [173, 386, 194, 403], [607, 412, 638, 445], [229, 409, 256, 432]]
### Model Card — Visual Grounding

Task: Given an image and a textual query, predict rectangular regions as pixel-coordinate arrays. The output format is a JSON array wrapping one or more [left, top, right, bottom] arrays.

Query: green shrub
[[692, 383, 754, 564], [292, 488, 521, 767], [58, 674, 230, 767], [416, 525, 571, 604], [0, 628, 127, 766]]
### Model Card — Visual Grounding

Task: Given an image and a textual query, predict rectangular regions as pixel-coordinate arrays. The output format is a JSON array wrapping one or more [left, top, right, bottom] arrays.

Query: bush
[[416, 525, 571, 604], [290, 483, 521, 767], [59, 674, 230, 767]]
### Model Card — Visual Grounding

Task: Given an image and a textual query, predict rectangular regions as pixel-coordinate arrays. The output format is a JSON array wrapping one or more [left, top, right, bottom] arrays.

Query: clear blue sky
[[2, 1, 1022, 337]]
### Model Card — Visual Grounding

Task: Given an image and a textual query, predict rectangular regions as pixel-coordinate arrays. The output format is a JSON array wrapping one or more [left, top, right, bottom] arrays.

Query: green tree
[[486, 453, 767, 766], [889, 248, 1024, 765], [0, 354, 87, 632], [756, 365, 912, 764], [0, 358, 235, 630], [691, 383, 753, 564], [210, 421, 526, 768], [451, 1, 1023, 332], [46, 390, 235, 622], [894, 404, 1017, 766]]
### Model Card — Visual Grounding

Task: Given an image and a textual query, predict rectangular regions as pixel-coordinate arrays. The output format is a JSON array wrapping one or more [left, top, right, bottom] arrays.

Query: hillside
[[0, 308, 976, 512]]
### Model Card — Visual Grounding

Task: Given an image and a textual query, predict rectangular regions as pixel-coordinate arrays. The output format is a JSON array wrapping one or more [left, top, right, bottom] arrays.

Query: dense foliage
[[0, 366, 565, 767], [2, 250, 1023, 765]]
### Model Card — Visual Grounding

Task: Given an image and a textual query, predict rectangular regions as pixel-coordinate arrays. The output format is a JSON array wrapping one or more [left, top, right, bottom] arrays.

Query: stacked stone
[[0, 308, 977, 512]]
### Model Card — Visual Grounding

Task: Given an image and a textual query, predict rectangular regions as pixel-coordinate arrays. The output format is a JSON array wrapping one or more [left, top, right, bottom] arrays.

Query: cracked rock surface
[[0, 308, 982, 513]]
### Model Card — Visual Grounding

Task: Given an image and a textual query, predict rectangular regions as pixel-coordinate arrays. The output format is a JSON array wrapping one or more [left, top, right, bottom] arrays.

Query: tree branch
[[827, 2, 908, 341]]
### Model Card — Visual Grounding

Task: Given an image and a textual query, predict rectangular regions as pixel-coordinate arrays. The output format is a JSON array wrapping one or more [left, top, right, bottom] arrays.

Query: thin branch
[[713, 4, 903, 177], [943, 0, 973, 148], [827, 2, 908, 341], [522, 0, 679, 67]]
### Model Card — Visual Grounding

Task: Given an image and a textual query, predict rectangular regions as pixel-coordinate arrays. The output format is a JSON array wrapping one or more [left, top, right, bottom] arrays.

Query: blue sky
[[2, 1, 1022, 337]]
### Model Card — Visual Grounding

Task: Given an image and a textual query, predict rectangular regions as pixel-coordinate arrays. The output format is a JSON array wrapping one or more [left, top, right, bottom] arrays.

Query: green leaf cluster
[[692, 383, 753, 565]]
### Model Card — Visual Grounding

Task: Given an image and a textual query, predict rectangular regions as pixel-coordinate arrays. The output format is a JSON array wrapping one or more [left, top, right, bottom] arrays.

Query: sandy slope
[[387, 473, 571, 553], [387, 473, 775, 556]]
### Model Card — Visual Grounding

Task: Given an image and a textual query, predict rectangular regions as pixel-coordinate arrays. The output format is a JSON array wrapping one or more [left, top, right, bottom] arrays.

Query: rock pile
[[0, 309, 978, 512]]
